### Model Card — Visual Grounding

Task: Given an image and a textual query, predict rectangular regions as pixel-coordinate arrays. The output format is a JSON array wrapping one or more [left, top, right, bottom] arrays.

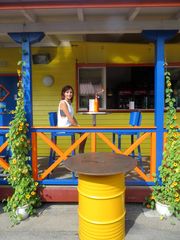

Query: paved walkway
[[0, 203, 179, 240]]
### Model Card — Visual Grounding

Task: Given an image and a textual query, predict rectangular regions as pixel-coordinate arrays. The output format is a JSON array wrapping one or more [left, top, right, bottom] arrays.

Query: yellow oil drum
[[78, 173, 125, 240]]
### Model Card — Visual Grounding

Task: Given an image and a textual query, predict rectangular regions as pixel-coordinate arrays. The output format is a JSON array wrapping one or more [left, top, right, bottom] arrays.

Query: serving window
[[77, 64, 180, 111], [78, 67, 106, 111]]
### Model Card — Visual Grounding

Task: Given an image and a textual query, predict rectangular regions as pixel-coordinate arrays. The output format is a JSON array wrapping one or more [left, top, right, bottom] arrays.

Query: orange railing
[[0, 127, 9, 171], [31, 126, 156, 183], [0, 126, 157, 184]]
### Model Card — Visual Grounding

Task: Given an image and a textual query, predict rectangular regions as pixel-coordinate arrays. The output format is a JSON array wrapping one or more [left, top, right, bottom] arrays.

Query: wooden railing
[[0, 126, 157, 185], [0, 127, 9, 170], [31, 126, 156, 185]]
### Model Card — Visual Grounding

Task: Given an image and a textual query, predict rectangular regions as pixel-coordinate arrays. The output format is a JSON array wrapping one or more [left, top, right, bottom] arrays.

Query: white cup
[[89, 99, 95, 111], [129, 101, 135, 109]]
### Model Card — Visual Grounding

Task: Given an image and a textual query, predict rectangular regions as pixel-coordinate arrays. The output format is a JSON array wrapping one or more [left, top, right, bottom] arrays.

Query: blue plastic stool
[[112, 111, 144, 170]]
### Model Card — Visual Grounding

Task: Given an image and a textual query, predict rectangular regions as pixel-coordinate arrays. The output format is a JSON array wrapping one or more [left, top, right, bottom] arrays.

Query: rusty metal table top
[[63, 152, 136, 176]]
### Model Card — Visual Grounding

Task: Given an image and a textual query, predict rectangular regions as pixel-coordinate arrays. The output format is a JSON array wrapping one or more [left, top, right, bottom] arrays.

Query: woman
[[58, 85, 86, 153]]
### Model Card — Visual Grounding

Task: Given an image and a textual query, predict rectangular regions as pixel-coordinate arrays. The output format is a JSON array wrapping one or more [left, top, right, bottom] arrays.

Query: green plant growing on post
[[3, 61, 41, 225], [152, 68, 180, 218]]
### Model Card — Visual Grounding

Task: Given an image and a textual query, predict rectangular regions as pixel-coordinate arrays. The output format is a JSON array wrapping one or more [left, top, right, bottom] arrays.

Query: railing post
[[31, 132, 38, 180], [150, 132, 156, 180], [91, 133, 96, 152]]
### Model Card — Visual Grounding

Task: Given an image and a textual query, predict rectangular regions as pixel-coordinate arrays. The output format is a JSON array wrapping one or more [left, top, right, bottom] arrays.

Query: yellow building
[[0, 1, 180, 202], [0, 43, 179, 156]]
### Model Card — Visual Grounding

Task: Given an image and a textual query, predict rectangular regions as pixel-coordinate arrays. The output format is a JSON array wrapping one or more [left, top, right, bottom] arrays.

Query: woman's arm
[[73, 116, 79, 126], [60, 101, 77, 126]]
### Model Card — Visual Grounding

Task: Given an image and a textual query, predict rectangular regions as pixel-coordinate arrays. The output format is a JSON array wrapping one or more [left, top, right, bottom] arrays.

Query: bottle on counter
[[94, 95, 99, 112]]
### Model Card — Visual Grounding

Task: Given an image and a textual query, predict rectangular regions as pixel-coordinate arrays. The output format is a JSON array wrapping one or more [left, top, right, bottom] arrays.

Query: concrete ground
[[0, 202, 179, 240]]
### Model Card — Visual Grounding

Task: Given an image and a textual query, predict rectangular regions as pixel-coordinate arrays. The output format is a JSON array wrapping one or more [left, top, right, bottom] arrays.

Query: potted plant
[[3, 61, 41, 225], [152, 68, 180, 218]]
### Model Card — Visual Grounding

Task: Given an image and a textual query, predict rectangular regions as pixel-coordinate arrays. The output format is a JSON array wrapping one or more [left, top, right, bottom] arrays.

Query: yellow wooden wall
[[0, 43, 180, 156]]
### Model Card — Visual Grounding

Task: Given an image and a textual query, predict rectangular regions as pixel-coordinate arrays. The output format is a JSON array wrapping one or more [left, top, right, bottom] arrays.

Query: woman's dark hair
[[61, 85, 74, 102]]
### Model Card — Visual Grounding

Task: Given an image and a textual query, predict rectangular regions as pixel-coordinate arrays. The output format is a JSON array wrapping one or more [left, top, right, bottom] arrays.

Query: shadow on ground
[[125, 203, 143, 235], [0, 202, 4, 214]]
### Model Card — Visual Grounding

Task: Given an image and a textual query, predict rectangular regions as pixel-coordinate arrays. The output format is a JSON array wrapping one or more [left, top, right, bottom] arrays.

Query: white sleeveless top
[[57, 100, 74, 127]]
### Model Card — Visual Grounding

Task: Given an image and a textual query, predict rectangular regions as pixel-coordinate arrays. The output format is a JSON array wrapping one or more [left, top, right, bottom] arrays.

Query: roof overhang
[[1, 1, 180, 10], [0, 1, 180, 47]]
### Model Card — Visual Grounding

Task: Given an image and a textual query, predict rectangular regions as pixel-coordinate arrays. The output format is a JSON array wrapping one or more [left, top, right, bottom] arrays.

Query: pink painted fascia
[[0, 1, 180, 10]]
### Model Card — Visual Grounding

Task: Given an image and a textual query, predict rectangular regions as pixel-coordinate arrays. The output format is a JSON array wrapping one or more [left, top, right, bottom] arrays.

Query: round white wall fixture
[[42, 75, 54, 87]]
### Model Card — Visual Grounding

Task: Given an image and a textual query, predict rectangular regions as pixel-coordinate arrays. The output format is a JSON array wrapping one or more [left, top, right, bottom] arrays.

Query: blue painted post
[[154, 36, 165, 178], [143, 30, 177, 178], [22, 38, 33, 127], [8, 33, 45, 165], [8, 32, 45, 128]]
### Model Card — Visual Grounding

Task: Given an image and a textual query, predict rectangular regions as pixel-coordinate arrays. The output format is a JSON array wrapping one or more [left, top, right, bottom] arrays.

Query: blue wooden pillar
[[143, 30, 177, 177], [8, 32, 45, 127]]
